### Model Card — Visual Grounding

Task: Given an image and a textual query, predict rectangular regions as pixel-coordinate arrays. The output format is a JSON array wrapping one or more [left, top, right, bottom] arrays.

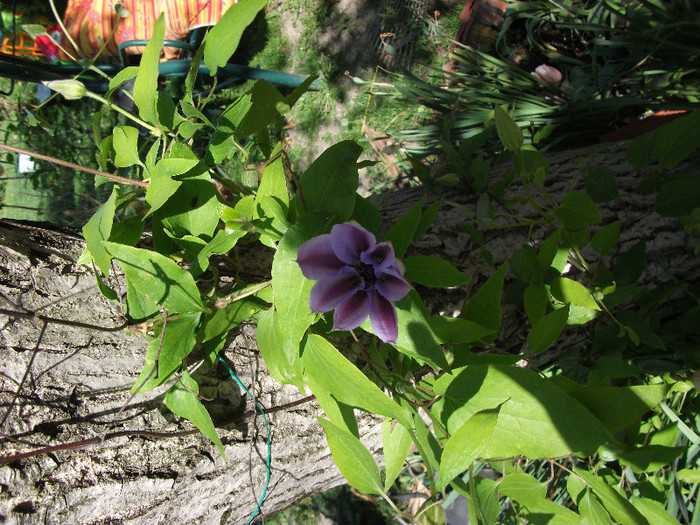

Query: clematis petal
[[360, 242, 395, 271], [331, 221, 375, 265], [375, 271, 411, 302], [309, 267, 362, 313], [297, 234, 344, 279], [368, 290, 399, 344], [333, 290, 370, 331]]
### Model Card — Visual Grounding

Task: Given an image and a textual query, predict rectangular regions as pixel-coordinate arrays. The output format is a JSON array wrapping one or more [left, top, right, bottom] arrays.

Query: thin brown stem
[[0, 308, 127, 332], [282, 150, 306, 212], [0, 395, 316, 464], [0, 143, 148, 188], [98, 310, 168, 441], [0, 320, 48, 429]]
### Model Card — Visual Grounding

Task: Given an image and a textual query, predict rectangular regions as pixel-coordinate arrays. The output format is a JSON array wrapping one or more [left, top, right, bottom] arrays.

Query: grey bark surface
[[0, 141, 697, 524]]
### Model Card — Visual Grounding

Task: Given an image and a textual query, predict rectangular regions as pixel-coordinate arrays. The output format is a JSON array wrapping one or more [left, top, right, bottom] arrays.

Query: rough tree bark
[[0, 142, 697, 524]]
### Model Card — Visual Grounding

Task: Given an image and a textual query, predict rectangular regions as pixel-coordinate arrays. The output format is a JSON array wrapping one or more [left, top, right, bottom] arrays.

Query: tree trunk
[[0, 142, 696, 524]]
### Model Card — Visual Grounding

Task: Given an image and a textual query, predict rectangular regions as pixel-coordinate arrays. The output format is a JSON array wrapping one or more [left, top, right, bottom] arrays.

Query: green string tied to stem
[[217, 355, 271, 524]]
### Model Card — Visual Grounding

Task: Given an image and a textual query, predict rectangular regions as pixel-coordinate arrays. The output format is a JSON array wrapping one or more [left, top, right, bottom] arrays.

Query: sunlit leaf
[[131, 312, 201, 393], [104, 242, 205, 313], [318, 418, 384, 495], [439, 406, 500, 491], [382, 418, 413, 491], [165, 370, 225, 457], [133, 14, 164, 126], [203, 0, 267, 74]]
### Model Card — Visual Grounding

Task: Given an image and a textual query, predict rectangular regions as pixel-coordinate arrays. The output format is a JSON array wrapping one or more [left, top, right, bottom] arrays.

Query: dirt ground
[[267, 0, 460, 189]]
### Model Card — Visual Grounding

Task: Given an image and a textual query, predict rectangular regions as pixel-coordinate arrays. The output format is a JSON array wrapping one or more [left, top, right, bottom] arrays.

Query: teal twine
[[217, 355, 271, 524]]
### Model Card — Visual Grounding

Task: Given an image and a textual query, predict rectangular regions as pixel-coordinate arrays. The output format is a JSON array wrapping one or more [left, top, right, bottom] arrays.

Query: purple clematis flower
[[297, 221, 411, 343]]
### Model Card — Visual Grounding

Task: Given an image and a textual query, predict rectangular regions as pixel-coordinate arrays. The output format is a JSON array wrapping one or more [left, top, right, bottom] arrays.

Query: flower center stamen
[[355, 263, 377, 288]]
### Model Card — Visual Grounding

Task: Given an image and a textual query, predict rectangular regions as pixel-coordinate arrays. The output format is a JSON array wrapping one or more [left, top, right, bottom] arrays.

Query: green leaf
[[494, 105, 523, 151], [156, 91, 184, 132], [655, 179, 700, 217], [256, 145, 289, 209], [618, 445, 684, 473], [318, 418, 384, 495], [627, 130, 658, 168], [654, 111, 700, 167], [433, 365, 612, 458], [413, 414, 443, 472], [133, 14, 164, 126], [165, 370, 225, 458], [525, 500, 582, 525], [592, 221, 621, 256], [299, 141, 362, 221], [613, 238, 646, 286], [390, 291, 450, 370], [573, 468, 649, 525], [203, 0, 267, 75], [207, 95, 251, 164], [467, 477, 502, 525], [235, 80, 286, 140], [524, 284, 548, 324], [283, 74, 318, 108], [385, 197, 425, 258], [145, 158, 200, 214], [271, 212, 330, 372], [256, 309, 302, 387], [583, 165, 618, 203], [307, 376, 358, 436], [112, 125, 141, 167], [146, 174, 182, 215], [152, 157, 199, 179], [125, 278, 159, 320], [567, 474, 587, 504], [510, 245, 542, 285], [132, 312, 201, 393], [158, 173, 220, 239], [564, 384, 669, 435], [93, 264, 118, 301], [404, 256, 471, 287], [191, 229, 247, 276], [108, 66, 138, 92], [201, 298, 266, 342], [677, 469, 700, 483], [580, 491, 614, 525], [630, 498, 680, 525], [302, 335, 410, 427], [557, 191, 602, 226], [429, 316, 495, 345], [104, 242, 205, 313], [499, 472, 547, 508], [528, 305, 570, 354], [439, 406, 500, 491], [461, 263, 507, 343], [538, 230, 562, 269], [383, 419, 413, 491], [550, 277, 600, 310], [414, 199, 442, 240], [82, 188, 117, 275], [351, 195, 382, 233]]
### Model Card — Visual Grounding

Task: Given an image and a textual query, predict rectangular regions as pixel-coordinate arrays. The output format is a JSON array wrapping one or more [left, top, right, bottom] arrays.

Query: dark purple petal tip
[[297, 234, 344, 279], [368, 290, 398, 343]]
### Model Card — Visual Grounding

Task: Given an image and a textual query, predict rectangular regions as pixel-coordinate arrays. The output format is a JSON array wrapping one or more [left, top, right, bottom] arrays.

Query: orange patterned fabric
[[165, 0, 237, 41], [58, 0, 235, 61]]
